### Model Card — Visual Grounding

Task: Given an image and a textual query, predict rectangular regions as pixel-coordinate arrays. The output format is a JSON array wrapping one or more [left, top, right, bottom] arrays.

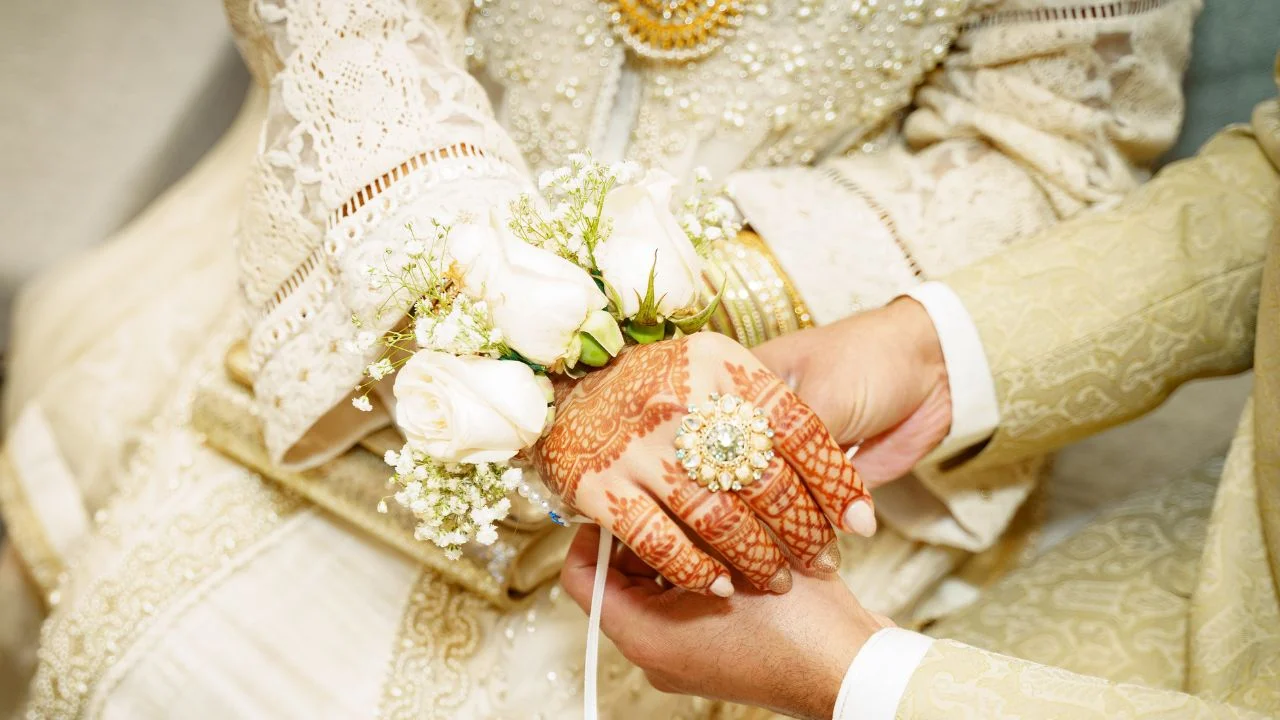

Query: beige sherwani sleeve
[[940, 113, 1279, 474], [892, 101, 1280, 718]]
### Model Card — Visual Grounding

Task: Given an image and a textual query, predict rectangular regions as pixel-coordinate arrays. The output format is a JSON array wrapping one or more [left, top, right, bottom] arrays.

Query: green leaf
[[499, 349, 547, 374], [672, 271, 725, 335], [632, 251, 665, 326]]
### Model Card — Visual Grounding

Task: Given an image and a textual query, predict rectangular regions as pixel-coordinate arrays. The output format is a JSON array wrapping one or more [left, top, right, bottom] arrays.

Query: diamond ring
[[674, 393, 775, 492]]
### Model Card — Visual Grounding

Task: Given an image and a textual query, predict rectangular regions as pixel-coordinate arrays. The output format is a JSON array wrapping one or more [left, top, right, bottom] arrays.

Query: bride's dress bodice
[[231, 0, 971, 186], [465, 0, 968, 176]]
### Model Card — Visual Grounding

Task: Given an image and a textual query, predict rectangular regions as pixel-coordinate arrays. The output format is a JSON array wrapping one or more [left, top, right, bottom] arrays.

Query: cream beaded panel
[[466, 0, 973, 174]]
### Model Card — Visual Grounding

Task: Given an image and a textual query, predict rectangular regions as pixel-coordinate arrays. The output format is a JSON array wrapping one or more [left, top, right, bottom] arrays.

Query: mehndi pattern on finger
[[659, 459, 786, 590], [605, 490, 722, 591]]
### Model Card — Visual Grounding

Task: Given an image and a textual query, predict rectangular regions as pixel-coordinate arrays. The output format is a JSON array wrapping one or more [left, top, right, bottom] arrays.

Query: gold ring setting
[[674, 393, 775, 492]]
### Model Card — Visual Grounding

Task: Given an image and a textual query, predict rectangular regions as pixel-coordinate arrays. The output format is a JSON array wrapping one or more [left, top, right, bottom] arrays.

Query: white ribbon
[[583, 526, 613, 720]]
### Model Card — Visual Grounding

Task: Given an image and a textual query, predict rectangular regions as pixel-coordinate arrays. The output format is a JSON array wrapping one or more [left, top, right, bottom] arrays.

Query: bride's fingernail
[[766, 566, 793, 594], [811, 541, 841, 573], [842, 500, 877, 537], [710, 575, 735, 598]]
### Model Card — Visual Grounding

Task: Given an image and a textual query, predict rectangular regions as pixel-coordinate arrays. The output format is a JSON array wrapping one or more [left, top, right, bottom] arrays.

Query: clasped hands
[[532, 298, 951, 717], [533, 297, 951, 597]]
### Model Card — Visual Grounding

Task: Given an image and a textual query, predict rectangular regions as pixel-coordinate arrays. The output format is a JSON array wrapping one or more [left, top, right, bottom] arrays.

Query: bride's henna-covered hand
[[534, 332, 874, 596]]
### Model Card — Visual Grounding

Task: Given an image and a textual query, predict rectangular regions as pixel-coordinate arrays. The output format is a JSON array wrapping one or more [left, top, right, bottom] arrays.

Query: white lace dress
[[0, 0, 1197, 716]]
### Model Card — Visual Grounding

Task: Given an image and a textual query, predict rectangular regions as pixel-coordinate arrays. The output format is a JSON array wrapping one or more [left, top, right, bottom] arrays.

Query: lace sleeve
[[234, 0, 533, 469]]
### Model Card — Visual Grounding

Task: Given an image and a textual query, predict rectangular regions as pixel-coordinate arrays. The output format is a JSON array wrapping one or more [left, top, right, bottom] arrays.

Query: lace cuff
[[253, 148, 529, 469]]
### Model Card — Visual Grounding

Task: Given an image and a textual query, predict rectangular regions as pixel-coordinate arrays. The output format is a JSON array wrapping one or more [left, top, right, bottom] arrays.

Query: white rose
[[394, 350, 552, 464], [596, 169, 705, 319], [448, 218, 607, 366]]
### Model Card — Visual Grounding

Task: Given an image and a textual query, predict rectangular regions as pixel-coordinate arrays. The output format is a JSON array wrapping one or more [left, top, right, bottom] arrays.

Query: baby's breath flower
[[501, 466, 524, 489], [367, 358, 395, 380], [343, 330, 378, 355], [384, 443, 516, 556], [475, 525, 499, 546], [352, 395, 373, 412]]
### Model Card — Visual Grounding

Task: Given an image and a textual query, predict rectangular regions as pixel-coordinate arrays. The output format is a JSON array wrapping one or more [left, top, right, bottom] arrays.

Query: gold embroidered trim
[[377, 568, 489, 719], [0, 449, 63, 601], [962, 0, 1179, 32], [821, 165, 925, 280], [25, 446, 306, 717]]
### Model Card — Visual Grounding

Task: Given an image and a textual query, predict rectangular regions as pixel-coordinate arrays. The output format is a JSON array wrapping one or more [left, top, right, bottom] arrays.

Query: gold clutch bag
[[191, 342, 572, 608]]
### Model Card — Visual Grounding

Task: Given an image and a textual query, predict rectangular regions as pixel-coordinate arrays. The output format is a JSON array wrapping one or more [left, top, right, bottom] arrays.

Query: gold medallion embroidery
[[602, 0, 746, 61]]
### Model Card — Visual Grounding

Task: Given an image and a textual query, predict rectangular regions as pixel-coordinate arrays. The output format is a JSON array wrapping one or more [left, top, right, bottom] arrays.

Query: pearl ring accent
[[674, 393, 775, 492]]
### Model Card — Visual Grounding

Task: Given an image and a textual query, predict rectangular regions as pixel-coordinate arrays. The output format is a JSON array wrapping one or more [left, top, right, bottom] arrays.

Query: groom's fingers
[[590, 487, 734, 596], [646, 459, 790, 592]]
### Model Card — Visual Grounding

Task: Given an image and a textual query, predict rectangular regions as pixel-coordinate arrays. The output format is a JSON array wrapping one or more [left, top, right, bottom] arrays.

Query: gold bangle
[[703, 229, 813, 346], [735, 230, 813, 331], [717, 247, 766, 348], [732, 245, 794, 339]]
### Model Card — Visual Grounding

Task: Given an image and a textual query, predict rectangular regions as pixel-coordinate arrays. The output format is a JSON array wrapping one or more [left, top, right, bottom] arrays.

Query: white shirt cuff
[[904, 281, 1000, 464], [833, 627, 934, 720]]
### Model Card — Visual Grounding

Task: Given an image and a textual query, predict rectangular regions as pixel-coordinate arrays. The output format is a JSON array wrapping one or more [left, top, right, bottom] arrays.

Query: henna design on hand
[[605, 490, 722, 591], [737, 455, 836, 568], [536, 341, 691, 508], [658, 460, 787, 590], [726, 363, 870, 527]]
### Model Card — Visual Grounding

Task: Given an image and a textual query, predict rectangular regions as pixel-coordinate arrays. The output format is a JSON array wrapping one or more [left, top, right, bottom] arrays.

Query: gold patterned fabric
[[929, 462, 1219, 689], [894, 88, 1280, 718]]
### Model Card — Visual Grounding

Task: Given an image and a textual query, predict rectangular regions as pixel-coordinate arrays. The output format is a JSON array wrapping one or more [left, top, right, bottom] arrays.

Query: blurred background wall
[[0, 0, 249, 351]]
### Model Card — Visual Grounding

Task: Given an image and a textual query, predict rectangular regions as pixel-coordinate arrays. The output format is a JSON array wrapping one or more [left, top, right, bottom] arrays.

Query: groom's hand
[[560, 525, 891, 719], [754, 297, 951, 490]]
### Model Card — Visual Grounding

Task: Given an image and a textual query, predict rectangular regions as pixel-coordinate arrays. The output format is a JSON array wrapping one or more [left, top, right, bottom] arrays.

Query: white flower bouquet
[[351, 156, 736, 557]]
